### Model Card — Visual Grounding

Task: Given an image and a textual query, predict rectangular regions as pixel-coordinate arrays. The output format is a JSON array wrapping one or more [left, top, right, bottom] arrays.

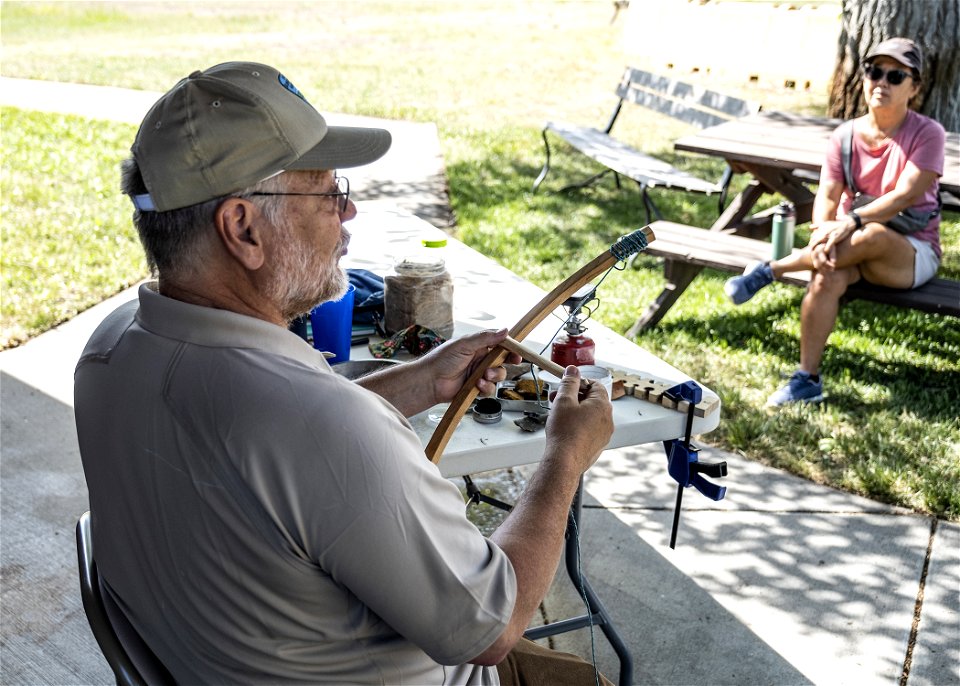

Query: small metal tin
[[495, 380, 552, 413], [472, 397, 503, 424]]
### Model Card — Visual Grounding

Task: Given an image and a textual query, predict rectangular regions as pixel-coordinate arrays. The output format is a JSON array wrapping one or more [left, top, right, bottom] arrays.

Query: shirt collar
[[135, 282, 330, 372]]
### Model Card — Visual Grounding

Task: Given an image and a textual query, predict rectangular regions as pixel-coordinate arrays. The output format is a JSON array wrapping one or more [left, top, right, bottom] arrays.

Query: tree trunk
[[828, 0, 960, 130]]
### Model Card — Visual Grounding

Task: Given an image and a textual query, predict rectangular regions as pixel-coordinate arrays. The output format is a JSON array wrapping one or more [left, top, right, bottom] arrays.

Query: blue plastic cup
[[309, 284, 355, 364]]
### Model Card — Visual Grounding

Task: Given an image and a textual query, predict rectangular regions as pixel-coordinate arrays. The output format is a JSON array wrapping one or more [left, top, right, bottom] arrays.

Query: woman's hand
[[810, 241, 833, 272], [808, 218, 856, 270], [822, 218, 857, 254]]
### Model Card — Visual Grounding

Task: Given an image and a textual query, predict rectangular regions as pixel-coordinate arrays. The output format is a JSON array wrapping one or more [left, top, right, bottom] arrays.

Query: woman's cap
[[865, 37, 923, 77], [130, 62, 392, 212]]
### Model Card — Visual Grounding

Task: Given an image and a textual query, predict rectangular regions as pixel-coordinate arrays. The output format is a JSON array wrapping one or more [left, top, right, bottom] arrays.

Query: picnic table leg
[[627, 177, 766, 334], [718, 166, 816, 238], [760, 167, 817, 224], [629, 164, 814, 334], [532, 127, 553, 192], [709, 179, 767, 234], [626, 260, 702, 336]]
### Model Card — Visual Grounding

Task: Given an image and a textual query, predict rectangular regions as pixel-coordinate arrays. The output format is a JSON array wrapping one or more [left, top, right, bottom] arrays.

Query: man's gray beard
[[268, 222, 349, 323]]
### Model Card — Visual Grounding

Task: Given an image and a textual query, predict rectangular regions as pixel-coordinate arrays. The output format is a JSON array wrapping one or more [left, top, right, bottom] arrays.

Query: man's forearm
[[472, 453, 584, 665], [354, 360, 433, 417]]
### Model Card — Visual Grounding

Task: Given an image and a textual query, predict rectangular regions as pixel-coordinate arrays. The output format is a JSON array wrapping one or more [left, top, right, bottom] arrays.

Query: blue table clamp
[[662, 381, 728, 549]]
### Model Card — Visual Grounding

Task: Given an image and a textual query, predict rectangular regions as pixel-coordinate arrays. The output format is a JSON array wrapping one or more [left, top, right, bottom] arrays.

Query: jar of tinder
[[384, 239, 455, 339]]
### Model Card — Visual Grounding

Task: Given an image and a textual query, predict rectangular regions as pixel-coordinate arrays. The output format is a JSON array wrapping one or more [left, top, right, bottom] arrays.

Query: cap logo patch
[[277, 73, 307, 102]]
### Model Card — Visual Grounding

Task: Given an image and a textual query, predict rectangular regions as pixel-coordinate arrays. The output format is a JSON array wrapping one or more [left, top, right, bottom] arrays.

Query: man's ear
[[214, 198, 266, 271]]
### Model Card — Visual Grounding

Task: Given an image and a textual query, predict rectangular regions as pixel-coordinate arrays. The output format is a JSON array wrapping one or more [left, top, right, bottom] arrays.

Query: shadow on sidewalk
[[1, 372, 111, 684], [543, 503, 814, 685]]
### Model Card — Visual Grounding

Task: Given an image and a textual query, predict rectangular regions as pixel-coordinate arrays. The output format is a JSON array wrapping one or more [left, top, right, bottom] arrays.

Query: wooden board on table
[[607, 368, 720, 418]]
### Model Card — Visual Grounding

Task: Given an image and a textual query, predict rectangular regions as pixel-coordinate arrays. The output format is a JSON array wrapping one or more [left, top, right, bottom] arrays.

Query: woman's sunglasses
[[863, 63, 913, 86]]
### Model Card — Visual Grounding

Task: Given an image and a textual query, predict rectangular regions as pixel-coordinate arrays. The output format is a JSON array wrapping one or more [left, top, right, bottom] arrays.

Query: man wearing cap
[[74, 62, 615, 684], [724, 37, 945, 406]]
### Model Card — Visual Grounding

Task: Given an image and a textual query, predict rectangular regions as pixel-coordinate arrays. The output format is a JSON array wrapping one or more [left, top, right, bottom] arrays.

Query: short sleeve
[[907, 117, 946, 176]]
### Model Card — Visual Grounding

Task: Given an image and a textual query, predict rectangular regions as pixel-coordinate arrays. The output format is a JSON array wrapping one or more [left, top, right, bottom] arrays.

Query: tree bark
[[829, 0, 960, 130]]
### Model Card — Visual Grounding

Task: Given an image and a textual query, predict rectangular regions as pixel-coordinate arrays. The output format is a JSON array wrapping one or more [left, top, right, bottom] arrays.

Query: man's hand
[[473, 364, 614, 665], [543, 365, 613, 475], [356, 328, 521, 417], [423, 328, 521, 404]]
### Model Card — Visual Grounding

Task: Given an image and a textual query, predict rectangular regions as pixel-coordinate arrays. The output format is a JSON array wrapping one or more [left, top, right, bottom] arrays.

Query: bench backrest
[[615, 68, 760, 130]]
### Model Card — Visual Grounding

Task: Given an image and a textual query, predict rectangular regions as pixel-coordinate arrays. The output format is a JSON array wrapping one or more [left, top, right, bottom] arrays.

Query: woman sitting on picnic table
[[724, 37, 945, 407]]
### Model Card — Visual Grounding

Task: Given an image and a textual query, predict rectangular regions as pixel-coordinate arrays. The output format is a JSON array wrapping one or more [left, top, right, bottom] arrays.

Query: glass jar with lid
[[384, 238, 455, 339]]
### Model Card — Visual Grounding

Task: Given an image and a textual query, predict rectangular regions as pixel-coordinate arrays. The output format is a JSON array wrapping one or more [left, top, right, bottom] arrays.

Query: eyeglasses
[[249, 175, 351, 213], [863, 64, 913, 86]]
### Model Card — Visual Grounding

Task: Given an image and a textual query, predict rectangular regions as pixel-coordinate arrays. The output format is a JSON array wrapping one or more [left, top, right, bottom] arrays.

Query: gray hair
[[120, 157, 288, 277]]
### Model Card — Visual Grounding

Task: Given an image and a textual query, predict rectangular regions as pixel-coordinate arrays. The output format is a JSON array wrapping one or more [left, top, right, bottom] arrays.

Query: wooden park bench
[[532, 67, 761, 221], [626, 220, 960, 337]]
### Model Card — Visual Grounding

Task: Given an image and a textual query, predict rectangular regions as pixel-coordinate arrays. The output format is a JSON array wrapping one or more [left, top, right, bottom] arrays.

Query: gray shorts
[[906, 236, 940, 288]]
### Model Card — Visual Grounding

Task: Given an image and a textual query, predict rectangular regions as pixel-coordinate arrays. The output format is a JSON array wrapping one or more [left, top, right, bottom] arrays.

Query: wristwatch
[[848, 210, 863, 230]]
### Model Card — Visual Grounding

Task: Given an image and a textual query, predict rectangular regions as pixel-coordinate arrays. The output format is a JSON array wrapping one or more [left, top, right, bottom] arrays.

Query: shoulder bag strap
[[840, 119, 857, 195]]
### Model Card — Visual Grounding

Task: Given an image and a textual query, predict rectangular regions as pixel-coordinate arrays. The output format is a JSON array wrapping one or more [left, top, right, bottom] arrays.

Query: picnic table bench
[[626, 221, 960, 337], [533, 67, 760, 221]]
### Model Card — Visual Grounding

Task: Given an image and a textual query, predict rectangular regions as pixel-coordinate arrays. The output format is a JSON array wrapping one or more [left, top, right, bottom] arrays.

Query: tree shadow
[[565, 444, 942, 685], [651, 290, 960, 422], [446, 149, 723, 234], [465, 461, 814, 685]]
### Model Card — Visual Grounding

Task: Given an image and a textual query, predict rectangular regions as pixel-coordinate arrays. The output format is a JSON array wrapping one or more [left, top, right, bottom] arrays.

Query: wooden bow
[[424, 225, 655, 463]]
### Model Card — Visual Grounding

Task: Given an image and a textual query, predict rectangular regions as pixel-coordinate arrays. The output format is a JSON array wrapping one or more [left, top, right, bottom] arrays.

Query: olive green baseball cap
[[130, 62, 392, 212]]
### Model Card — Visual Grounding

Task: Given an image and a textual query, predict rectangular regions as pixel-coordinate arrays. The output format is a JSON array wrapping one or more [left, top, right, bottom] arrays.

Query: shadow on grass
[[447, 137, 725, 233], [652, 289, 959, 421]]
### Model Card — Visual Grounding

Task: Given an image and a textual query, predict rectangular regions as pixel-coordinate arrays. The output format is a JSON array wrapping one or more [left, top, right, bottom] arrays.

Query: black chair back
[[76, 511, 175, 686]]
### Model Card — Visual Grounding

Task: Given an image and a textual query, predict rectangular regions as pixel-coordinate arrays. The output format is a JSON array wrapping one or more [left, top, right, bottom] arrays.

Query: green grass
[[1, 108, 144, 346], [2, 0, 957, 520]]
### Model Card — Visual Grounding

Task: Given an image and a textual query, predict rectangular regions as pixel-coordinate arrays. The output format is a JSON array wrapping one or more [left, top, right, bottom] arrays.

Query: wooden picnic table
[[674, 110, 960, 237], [626, 111, 960, 333]]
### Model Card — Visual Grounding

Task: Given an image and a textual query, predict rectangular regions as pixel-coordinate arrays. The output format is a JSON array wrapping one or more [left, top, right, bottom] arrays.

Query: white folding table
[[341, 204, 723, 685]]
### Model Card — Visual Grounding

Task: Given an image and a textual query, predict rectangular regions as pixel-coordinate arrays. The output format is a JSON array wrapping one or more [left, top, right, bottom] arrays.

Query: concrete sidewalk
[[2, 79, 958, 685]]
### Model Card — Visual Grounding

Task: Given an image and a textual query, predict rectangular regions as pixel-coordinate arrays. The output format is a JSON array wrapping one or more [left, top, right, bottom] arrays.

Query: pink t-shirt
[[824, 110, 946, 258]]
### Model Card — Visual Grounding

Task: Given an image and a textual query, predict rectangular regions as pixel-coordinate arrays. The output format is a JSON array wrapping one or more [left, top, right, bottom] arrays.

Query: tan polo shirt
[[75, 283, 515, 684]]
